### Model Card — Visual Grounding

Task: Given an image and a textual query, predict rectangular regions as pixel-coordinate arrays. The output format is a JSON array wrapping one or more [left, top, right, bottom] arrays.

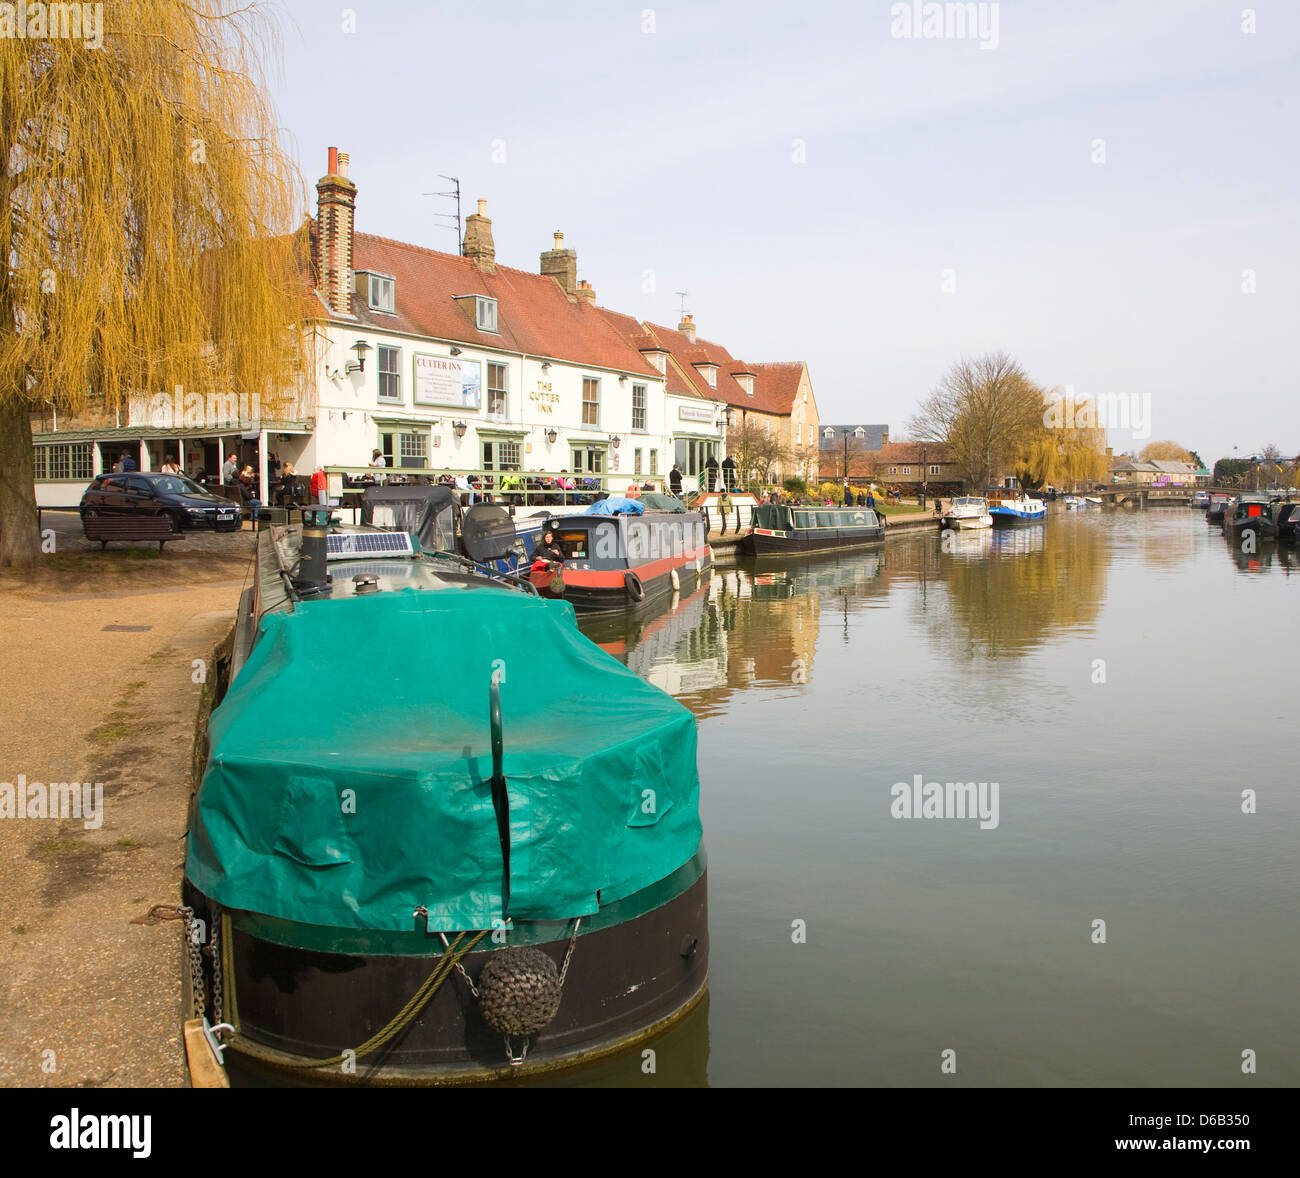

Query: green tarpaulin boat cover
[[186, 586, 702, 932]]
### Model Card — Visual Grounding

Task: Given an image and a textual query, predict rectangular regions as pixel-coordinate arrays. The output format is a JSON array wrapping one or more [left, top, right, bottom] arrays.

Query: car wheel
[[83, 507, 100, 519]]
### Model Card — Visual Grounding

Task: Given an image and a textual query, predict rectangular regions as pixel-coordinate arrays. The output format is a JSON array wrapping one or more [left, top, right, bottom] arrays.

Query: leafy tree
[[0, 1, 308, 566]]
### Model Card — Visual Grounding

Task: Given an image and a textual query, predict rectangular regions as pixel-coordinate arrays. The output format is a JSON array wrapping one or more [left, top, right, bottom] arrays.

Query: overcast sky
[[268, 0, 1298, 462]]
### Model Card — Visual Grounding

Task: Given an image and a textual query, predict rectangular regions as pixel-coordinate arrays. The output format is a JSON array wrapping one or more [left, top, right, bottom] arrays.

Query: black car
[[80, 472, 242, 533]]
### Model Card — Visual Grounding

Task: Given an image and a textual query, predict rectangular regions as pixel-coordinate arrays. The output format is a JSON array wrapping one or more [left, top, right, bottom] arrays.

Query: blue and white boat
[[986, 487, 1046, 526]]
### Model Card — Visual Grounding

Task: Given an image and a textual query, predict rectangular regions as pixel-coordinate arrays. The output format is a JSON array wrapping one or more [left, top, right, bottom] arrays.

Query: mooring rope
[[262, 929, 489, 1070]]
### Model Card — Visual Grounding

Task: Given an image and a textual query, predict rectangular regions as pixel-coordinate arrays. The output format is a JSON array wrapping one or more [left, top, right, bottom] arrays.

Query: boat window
[[554, 530, 588, 559], [816, 511, 834, 528]]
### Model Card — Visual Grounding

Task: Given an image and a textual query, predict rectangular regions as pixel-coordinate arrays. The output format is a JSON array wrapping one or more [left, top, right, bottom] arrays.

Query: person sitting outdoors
[[160, 454, 181, 475], [534, 526, 565, 565], [236, 465, 262, 526]]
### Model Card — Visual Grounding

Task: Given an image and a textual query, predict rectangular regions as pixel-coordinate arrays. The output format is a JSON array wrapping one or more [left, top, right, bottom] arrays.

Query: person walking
[[721, 454, 737, 492], [668, 463, 683, 497], [705, 454, 719, 492]]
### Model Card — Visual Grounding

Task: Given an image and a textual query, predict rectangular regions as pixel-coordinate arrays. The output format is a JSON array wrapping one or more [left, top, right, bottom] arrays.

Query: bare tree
[[909, 353, 1044, 490], [727, 417, 792, 488], [0, 1, 309, 566]]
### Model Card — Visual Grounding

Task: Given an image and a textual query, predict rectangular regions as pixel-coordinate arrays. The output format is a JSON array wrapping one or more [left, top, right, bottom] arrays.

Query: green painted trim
[[230, 847, 706, 956]]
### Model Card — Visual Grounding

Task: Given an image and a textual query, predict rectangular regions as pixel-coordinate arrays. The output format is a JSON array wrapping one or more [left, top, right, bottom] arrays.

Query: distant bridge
[[1087, 484, 1226, 507]]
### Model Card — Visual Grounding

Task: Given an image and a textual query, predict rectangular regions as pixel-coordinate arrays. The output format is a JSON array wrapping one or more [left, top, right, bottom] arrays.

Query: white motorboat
[[942, 495, 993, 529]]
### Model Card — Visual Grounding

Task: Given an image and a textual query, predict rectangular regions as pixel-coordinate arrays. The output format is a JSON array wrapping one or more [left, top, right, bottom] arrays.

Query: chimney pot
[[316, 148, 357, 316], [540, 232, 578, 297], [462, 199, 496, 273]]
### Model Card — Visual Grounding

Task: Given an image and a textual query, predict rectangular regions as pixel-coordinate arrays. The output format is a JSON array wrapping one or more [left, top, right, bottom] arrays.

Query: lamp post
[[920, 442, 928, 509]]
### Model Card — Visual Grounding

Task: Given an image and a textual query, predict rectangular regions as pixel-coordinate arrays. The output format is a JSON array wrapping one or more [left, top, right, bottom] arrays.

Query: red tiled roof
[[596, 307, 701, 398], [310, 222, 661, 379], [744, 361, 807, 415]]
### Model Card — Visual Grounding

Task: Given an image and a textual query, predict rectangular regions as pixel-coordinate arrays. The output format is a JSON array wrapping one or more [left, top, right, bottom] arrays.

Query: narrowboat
[[1224, 496, 1277, 546], [1206, 493, 1235, 524], [942, 496, 993, 529], [1275, 501, 1300, 542], [741, 502, 886, 557], [986, 487, 1046, 526], [182, 494, 708, 1084], [540, 501, 712, 613]]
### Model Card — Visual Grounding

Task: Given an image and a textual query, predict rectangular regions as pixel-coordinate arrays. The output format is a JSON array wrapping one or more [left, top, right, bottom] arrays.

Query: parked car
[[80, 472, 242, 533]]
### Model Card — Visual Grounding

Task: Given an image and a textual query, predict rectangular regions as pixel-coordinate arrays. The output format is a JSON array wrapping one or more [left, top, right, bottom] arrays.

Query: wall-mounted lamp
[[450, 346, 463, 357], [717, 404, 734, 426], [609, 434, 621, 449], [346, 339, 371, 374], [452, 420, 468, 439], [618, 374, 627, 385], [545, 428, 558, 443], [540, 360, 551, 371]]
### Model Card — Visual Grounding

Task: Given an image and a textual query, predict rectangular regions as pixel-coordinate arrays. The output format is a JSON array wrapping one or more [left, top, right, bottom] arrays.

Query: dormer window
[[693, 362, 718, 388], [823, 426, 834, 439], [367, 274, 394, 313], [735, 373, 754, 396], [476, 297, 498, 332], [854, 427, 865, 438], [651, 354, 665, 373]]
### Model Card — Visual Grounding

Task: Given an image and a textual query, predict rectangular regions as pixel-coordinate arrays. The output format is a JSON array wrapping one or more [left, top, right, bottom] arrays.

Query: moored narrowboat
[[1206, 493, 1235, 524], [1224, 496, 1277, 546], [181, 504, 708, 1084], [541, 504, 712, 612], [1275, 501, 1300, 542], [741, 502, 886, 557]]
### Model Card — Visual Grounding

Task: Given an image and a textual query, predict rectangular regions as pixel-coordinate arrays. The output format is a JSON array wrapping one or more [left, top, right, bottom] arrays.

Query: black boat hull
[[562, 555, 711, 614], [742, 524, 885, 557], [182, 857, 708, 1085]]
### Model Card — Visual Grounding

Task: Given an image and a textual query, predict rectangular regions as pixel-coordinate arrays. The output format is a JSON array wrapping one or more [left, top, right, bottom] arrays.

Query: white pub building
[[32, 148, 816, 507]]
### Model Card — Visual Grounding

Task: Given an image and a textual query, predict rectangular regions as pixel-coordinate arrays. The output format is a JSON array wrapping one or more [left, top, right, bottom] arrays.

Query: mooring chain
[[558, 917, 581, 987], [209, 907, 224, 1026], [174, 905, 206, 1020]]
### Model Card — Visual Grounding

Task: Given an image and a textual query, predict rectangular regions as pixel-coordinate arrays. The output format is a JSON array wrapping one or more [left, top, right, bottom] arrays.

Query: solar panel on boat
[[325, 532, 415, 560]]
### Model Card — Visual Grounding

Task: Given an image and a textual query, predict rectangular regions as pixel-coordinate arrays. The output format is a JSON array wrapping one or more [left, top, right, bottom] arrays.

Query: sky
[[264, 0, 1299, 463]]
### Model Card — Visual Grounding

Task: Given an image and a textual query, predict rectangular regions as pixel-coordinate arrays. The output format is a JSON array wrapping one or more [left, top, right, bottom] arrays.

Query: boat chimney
[[299, 505, 332, 593]]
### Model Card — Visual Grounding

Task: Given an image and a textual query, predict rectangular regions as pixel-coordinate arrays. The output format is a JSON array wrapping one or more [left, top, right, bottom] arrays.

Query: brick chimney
[[541, 231, 577, 297], [576, 279, 596, 304], [315, 147, 357, 317], [678, 313, 696, 344], [462, 198, 495, 272]]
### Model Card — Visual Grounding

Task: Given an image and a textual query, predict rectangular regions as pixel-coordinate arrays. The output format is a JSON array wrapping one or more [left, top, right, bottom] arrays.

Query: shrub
[[782, 476, 807, 495]]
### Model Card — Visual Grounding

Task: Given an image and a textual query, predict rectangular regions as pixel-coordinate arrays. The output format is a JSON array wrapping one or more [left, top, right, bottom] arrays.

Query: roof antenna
[[425, 175, 462, 252], [675, 290, 689, 318]]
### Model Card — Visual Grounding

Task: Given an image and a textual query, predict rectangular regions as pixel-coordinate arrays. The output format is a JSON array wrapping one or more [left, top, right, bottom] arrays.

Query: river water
[[568, 508, 1299, 1088]]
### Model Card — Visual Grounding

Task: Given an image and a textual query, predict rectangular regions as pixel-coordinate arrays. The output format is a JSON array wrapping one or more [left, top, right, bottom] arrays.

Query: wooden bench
[[83, 515, 185, 551]]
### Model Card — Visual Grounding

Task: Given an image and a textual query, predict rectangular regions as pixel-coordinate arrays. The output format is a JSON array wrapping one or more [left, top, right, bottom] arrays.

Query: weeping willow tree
[[0, 0, 309, 567], [1013, 391, 1110, 491]]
